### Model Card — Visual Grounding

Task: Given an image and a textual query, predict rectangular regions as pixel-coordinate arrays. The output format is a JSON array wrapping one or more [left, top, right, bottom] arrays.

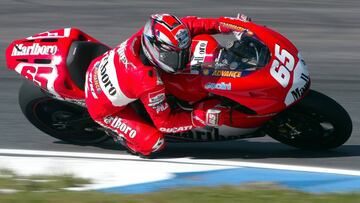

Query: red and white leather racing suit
[[85, 16, 229, 156]]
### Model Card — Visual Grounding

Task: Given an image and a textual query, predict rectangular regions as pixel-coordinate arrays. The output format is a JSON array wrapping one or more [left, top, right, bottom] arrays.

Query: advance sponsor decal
[[202, 69, 242, 78], [12, 43, 58, 56]]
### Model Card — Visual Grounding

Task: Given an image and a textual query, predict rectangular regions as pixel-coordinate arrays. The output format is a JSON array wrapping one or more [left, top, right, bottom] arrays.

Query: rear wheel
[[18, 80, 109, 145], [265, 90, 352, 150]]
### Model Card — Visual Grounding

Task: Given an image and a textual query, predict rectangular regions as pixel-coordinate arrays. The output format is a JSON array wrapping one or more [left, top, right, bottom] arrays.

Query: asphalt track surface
[[1, 0, 360, 169]]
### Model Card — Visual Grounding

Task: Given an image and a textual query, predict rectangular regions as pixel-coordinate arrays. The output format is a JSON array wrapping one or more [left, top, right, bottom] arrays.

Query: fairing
[[161, 17, 311, 127], [6, 28, 109, 101]]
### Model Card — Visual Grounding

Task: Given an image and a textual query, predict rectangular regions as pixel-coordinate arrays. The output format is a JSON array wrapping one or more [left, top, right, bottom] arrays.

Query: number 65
[[270, 44, 295, 88]]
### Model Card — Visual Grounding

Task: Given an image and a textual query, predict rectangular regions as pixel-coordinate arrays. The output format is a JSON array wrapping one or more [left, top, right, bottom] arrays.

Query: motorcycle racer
[[85, 14, 232, 157]]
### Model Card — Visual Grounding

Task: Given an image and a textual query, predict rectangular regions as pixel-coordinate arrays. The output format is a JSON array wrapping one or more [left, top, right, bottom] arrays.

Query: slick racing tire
[[18, 80, 109, 145], [265, 89, 352, 150]]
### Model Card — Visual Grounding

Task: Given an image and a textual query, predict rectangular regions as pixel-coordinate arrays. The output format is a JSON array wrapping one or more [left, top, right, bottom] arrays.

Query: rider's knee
[[128, 131, 165, 156]]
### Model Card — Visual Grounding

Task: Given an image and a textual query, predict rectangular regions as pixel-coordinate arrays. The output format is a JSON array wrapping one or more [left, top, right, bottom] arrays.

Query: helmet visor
[[158, 48, 189, 72]]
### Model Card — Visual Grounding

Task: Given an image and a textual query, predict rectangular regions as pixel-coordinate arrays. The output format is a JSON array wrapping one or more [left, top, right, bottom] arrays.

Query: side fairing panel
[[6, 28, 108, 100], [201, 18, 311, 115]]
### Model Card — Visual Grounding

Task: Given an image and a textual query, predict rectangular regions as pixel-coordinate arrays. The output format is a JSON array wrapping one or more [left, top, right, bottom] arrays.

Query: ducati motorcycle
[[6, 17, 352, 150]]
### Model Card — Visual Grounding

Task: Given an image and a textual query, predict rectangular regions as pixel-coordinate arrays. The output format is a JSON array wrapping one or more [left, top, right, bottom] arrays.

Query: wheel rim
[[32, 98, 108, 144], [267, 108, 337, 146]]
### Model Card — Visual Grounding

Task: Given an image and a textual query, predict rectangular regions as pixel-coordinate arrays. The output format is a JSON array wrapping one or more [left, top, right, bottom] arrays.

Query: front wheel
[[264, 90, 352, 150], [18, 80, 109, 145]]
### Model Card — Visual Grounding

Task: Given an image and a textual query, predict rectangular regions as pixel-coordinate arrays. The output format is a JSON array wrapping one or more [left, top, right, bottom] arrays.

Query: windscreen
[[202, 33, 270, 74]]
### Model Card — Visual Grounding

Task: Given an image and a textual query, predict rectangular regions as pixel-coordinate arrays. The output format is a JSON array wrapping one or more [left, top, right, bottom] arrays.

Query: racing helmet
[[141, 14, 191, 73]]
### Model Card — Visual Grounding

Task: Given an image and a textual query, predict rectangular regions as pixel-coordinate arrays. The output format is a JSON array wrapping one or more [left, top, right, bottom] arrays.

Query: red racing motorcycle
[[6, 17, 352, 150]]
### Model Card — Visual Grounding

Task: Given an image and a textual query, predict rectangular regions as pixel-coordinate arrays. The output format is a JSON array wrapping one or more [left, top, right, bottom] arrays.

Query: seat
[[66, 41, 110, 90]]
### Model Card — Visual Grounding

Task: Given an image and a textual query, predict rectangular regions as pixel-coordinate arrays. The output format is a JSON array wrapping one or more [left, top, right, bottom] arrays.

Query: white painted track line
[[1, 148, 360, 176]]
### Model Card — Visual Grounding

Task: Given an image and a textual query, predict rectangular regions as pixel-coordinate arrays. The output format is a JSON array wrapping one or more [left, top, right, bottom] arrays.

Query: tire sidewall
[[267, 90, 353, 150]]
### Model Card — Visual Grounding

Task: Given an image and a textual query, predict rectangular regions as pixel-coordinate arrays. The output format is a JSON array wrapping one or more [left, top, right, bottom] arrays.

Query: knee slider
[[136, 131, 165, 156]]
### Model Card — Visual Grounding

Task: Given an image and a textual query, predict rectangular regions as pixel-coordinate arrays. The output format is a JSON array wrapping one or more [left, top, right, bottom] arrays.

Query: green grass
[[0, 168, 90, 192], [1, 169, 360, 203]]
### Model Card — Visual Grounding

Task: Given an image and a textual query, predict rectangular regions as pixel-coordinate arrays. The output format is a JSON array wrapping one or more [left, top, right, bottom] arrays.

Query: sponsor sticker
[[117, 40, 129, 67], [203, 69, 242, 78], [285, 72, 310, 106], [148, 89, 166, 107], [98, 54, 117, 96], [92, 62, 102, 93], [159, 125, 193, 133], [284, 53, 310, 106], [176, 29, 190, 49], [97, 50, 135, 107], [190, 41, 208, 66], [12, 43, 58, 56], [154, 103, 169, 114], [206, 109, 221, 126], [103, 116, 137, 138], [88, 71, 98, 99], [213, 70, 242, 78], [205, 82, 232, 91], [219, 22, 254, 35], [171, 128, 244, 141]]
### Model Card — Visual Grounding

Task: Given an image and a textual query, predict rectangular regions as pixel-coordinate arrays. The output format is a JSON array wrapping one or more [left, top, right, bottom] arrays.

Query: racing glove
[[191, 99, 228, 127], [218, 14, 251, 30]]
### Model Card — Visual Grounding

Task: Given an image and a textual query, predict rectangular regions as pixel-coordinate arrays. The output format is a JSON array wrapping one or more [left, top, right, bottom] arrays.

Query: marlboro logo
[[12, 43, 58, 56]]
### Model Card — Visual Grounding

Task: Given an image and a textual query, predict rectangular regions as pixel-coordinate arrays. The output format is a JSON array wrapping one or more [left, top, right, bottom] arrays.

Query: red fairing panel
[[162, 18, 310, 127], [6, 28, 108, 100], [210, 17, 310, 115]]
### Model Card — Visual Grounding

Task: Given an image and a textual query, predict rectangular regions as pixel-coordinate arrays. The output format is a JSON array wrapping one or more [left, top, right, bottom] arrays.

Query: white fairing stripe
[[190, 40, 208, 66], [98, 50, 135, 107], [64, 28, 71, 37], [284, 54, 310, 106], [26, 28, 71, 40]]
